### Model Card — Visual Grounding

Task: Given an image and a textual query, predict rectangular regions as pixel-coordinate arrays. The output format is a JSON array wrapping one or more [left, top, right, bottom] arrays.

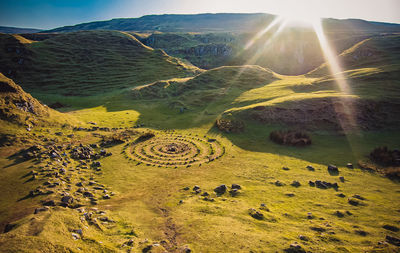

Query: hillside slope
[[0, 73, 77, 132], [0, 31, 200, 97]]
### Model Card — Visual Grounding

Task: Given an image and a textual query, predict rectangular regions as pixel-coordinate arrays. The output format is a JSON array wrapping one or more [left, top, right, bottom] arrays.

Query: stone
[[4, 223, 17, 233], [339, 176, 345, 182], [310, 226, 326, 232], [334, 211, 344, 217], [229, 188, 240, 196], [282, 167, 290, 171], [275, 180, 284, 186], [73, 229, 83, 236], [43, 200, 56, 206], [328, 164, 339, 174], [307, 212, 313, 219], [291, 181, 301, 187], [382, 225, 399, 232], [337, 193, 346, 198], [192, 185, 200, 191], [83, 191, 94, 198], [352, 194, 365, 200], [34, 207, 49, 214], [306, 165, 315, 171], [249, 208, 264, 220], [103, 194, 111, 199], [285, 193, 295, 197], [201, 192, 209, 197], [386, 235, 400, 246], [61, 195, 74, 204], [285, 242, 306, 253], [348, 198, 360, 206], [231, 184, 241, 189], [72, 233, 80, 240], [299, 235, 309, 241], [346, 163, 353, 169], [308, 181, 315, 187], [355, 230, 368, 236], [214, 184, 227, 195]]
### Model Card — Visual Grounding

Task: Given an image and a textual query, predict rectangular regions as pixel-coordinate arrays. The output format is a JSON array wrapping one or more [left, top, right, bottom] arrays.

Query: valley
[[0, 12, 399, 253]]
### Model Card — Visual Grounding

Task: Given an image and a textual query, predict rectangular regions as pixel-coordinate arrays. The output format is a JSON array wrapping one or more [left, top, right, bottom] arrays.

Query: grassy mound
[[132, 65, 275, 105]]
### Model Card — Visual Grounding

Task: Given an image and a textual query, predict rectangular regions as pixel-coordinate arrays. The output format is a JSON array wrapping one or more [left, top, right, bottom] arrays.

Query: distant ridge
[[45, 13, 400, 33], [0, 26, 42, 34]]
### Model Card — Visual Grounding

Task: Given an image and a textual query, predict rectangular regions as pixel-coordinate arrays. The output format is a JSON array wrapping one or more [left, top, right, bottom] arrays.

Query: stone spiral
[[125, 132, 224, 167]]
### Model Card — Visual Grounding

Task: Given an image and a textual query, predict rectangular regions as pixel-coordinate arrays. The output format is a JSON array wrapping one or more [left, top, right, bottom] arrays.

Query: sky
[[0, 0, 399, 29]]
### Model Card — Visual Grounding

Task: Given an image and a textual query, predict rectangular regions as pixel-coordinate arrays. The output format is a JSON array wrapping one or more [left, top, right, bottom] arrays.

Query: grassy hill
[[0, 73, 78, 134], [0, 31, 200, 98]]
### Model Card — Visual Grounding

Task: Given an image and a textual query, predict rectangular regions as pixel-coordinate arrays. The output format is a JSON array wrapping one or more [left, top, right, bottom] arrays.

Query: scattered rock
[[328, 164, 339, 175], [334, 211, 345, 217], [275, 180, 285, 186], [299, 235, 309, 241], [306, 165, 315, 171], [310, 226, 326, 232], [339, 176, 345, 182], [72, 233, 80, 240], [282, 167, 290, 171], [284, 242, 306, 253], [43, 200, 56, 206], [214, 184, 227, 195], [352, 194, 366, 200], [355, 230, 368, 236], [73, 229, 83, 236], [3, 223, 17, 233], [231, 184, 241, 189], [61, 195, 74, 205], [192, 185, 200, 191], [383, 225, 399, 232], [348, 198, 360, 206], [346, 163, 353, 169], [336, 193, 346, 198], [34, 207, 49, 214], [386, 235, 400, 246], [249, 208, 264, 220], [291, 181, 301, 187], [229, 188, 240, 196]]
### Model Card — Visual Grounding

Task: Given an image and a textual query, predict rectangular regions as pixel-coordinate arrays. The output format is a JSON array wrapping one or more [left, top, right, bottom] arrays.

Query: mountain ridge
[[43, 13, 400, 33]]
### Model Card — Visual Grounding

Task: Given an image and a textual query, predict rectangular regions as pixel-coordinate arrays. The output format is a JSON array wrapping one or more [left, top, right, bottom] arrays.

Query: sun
[[278, 9, 321, 27]]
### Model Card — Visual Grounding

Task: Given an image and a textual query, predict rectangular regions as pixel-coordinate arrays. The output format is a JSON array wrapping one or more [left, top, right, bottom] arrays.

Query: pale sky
[[0, 0, 399, 29]]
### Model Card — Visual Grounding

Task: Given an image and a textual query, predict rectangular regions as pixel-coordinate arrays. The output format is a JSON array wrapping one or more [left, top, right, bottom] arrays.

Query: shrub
[[370, 146, 400, 166], [215, 119, 244, 133], [270, 130, 311, 146]]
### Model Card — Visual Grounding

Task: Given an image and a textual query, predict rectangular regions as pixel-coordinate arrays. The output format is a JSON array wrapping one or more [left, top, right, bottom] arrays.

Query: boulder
[[249, 208, 264, 220], [214, 184, 227, 195]]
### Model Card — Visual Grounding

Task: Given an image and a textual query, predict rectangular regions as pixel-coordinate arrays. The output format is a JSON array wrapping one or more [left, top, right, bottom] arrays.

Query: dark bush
[[270, 130, 311, 146], [370, 146, 400, 166], [215, 119, 244, 133]]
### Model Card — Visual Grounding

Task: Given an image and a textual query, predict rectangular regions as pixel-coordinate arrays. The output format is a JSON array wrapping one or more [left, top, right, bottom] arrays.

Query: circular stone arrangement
[[125, 132, 225, 167]]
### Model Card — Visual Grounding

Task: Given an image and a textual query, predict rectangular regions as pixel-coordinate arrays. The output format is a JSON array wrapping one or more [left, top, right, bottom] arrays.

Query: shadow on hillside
[[207, 123, 400, 167]]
